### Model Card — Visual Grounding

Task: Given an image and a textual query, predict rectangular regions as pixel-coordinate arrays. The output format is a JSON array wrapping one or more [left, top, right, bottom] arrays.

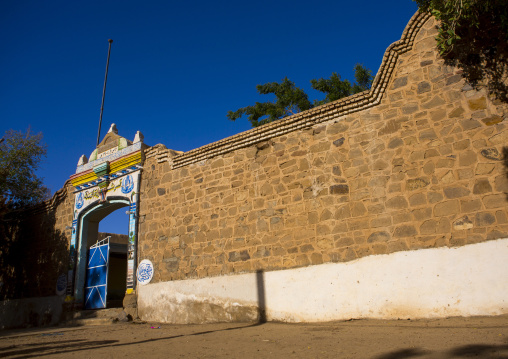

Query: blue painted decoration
[[75, 192, 84, 209], [137, 259, 153, 285], [121, 174, 134, 194]]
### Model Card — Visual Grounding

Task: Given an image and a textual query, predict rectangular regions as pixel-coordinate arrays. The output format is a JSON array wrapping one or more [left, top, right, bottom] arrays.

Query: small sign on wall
[[56, 274, 67, 296], [137, 259, 154, 285]]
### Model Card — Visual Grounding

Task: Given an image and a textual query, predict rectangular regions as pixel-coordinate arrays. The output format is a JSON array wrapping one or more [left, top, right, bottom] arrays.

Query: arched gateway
[[66, 124, 147, 308]]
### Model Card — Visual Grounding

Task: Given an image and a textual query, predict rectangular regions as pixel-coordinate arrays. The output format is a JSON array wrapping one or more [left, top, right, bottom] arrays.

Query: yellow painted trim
[[110, 152, 142, 173], [70, 151, 142, 187], [71, 172, 97, 186]]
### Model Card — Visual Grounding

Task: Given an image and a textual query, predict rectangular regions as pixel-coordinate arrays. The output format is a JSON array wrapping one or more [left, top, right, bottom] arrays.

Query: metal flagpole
[[96, 39, 113, 147]]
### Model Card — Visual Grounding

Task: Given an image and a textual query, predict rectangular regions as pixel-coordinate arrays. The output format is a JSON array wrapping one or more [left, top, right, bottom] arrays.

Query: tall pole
[[97, 39, 113, 147]]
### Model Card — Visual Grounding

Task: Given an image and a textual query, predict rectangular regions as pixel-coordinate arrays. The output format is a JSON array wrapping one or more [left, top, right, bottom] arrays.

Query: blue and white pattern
[[121, 174, 134, 194], [137, 259, 154, 285], [75, 192, 84, 209]]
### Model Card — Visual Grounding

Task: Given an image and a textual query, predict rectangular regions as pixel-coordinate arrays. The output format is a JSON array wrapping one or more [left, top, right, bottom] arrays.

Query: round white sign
[[56, 274, 67, 296], [137, 259, 154, 285]]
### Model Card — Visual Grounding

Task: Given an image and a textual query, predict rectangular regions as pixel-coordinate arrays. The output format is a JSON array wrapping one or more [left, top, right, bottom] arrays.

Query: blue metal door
[[84, 237, 110, 309]]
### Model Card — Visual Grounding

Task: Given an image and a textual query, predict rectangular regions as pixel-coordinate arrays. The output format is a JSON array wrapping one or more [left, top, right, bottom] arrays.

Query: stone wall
[[137, 13, 508, 285], [0, 182, 74, 301]]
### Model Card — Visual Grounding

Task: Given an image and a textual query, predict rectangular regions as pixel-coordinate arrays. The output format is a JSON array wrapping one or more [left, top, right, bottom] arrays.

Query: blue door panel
[[85, 239, 109, 309]]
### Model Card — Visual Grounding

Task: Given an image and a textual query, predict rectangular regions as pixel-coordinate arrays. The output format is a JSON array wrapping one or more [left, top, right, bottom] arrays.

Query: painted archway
[[65, 124, 146, 307]]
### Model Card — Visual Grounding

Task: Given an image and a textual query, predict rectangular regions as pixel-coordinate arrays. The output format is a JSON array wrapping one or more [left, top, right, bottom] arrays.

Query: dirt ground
[[0, 315, 507, 359]]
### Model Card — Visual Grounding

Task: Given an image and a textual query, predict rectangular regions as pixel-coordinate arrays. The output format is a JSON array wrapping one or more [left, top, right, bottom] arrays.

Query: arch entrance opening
[[75, 200, 129, 308]]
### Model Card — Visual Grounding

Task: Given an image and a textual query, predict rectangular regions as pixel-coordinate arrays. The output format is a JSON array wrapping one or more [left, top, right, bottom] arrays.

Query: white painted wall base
[[138, 238, 508, 323]]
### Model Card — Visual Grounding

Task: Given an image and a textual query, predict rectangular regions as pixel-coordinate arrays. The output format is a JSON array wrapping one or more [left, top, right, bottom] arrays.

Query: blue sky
[[1, 0, 419, 234]]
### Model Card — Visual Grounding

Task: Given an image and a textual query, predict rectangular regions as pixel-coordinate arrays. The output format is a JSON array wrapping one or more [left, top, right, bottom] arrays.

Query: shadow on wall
[[442, 11, 508, 103], [503, 147, 508, 201], [0, 205, 69, 306], [256, 270, 266, 324]]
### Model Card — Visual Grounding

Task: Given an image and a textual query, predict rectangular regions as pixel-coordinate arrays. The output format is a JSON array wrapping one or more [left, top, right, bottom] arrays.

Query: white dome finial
[[133, 131, 144, 144], [107, 123, 118, 134], [77, 154, 88, 166]]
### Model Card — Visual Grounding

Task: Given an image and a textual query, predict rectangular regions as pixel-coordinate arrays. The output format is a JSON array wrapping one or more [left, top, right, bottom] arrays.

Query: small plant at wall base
[[415, 0, 508, 101], [227, 64, 373, 127]]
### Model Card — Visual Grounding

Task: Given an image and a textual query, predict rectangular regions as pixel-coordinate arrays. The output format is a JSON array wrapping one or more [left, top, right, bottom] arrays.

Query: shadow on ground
[[0, 323, 264, 358], [375, 343, 508, 359]]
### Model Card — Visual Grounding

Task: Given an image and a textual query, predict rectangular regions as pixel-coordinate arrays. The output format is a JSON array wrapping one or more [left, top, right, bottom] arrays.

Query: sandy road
[[0, 315, 507, 358]]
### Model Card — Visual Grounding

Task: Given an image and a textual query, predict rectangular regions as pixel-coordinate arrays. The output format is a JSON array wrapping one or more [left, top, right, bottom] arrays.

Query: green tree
[[0, 128, 50, 209], [415, 0, 508, 100], [228, 64, 373, 127], [227, 77, 312, 127], [311, 64, 373, 106]]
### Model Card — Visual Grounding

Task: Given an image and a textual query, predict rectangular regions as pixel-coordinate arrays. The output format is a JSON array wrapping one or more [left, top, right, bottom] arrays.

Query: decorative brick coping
[[151, 11, 431, 169]]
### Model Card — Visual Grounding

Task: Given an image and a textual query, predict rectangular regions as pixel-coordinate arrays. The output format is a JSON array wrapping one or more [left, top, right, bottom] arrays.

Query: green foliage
[[0, 128, 50, 209], [415, 0, 507, 55], [227, 77, 312, 127], [415, 0, 508, 100], [228, 64, 373, 127], [311, 64, 373, 106]]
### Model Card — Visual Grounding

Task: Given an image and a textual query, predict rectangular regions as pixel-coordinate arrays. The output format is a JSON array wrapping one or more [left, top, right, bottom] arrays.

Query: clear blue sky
[[1, 0, 418, 234]]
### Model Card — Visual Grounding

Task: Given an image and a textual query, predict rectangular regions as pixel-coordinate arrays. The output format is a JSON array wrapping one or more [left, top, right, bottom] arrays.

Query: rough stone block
[[419, 129, 438, 141], [445, 74, 462, 86], [367, 231, 392, 243], [392, 76, 408, 89], [460, 119, 481, 131], [378, 119, 401, 136], [393, 225, 417, 237], [482, 115, 503, 126], [406, 178, 430, 191], [330, 184, 349, 195], [402, 102, 420, 114], [434, 200, 460, 216], [453, 216, 474, 230], [460, 198, 482, 213], [480, 148, 503, 161], [494, 175, 508, 192], [489, 130, 508, 145], [483, 194, 507, 209], [386, 196, 409, 209], [351, 202, 367, 217], [475, 212, 496, 227], [444, 186, 470, 199], [388, 137, 403, 149], [295, 254, 310, 266], [468, 97, 487, 111], [422, 96, 445, 109], [228, 250, 250, 262], [409, 193, 426, 207], [448, 106, 465, 118], [417, 81, 431, 94], [371, 216, 392, 228], [473, 179, 492, 194], [459, 150, 477, 167]]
